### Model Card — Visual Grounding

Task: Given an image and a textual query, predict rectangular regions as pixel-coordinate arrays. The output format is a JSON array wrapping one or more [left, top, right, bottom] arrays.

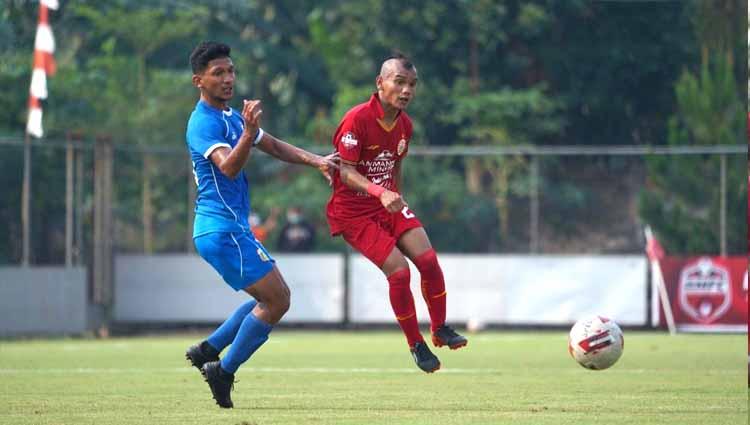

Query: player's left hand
[[315, 152, 340, 186], [241, 99, 263, 139]]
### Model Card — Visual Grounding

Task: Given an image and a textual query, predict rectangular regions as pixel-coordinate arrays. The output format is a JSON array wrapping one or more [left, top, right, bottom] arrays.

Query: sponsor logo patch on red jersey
[[359, 150, 396, 190], [341, 132, 358, 149]]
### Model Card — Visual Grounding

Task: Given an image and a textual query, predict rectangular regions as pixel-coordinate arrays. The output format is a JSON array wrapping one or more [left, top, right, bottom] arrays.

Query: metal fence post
[[342, 246, 351, 328], [65, 137, 74, 267], [74, 142, 84, 265], [529, 155, 539, 253], [21, 133, 32, 266], [720, 153, 727, 256], [93, 137, 114, 307]]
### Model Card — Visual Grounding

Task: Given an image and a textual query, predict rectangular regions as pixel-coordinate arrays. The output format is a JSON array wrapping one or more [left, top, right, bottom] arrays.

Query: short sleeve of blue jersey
[[187, 116, 231, 159]]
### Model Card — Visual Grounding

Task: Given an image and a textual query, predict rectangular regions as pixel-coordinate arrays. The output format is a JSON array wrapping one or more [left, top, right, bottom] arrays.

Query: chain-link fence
[[0, 137, 746, 267]]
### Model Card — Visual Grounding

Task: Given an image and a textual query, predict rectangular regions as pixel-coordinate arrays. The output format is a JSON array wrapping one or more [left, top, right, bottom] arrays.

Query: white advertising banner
[[115, 254, 645, 326], [349, 255, 647, 326]]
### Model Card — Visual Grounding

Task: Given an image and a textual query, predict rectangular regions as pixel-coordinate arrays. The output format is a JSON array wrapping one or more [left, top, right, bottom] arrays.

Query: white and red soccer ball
[[568, 316, 624, 370]]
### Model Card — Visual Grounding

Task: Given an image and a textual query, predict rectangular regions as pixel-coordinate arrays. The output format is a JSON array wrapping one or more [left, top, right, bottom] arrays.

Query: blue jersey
[[186, 100, 251, 237]]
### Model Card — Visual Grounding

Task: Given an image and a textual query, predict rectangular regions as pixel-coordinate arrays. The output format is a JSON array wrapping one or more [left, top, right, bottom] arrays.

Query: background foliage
[[0, 0, 746, 262]]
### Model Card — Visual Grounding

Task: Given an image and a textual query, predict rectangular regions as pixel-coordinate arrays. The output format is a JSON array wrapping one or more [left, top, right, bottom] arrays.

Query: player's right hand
[[380, 190, 406, 213], [316, 152, 340, 186]]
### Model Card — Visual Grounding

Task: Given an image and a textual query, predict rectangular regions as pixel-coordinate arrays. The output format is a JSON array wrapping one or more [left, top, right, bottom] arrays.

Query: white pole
[[21, 132, 31, 266], [651, 258, 677, 336], [644, 226, 677, 335]]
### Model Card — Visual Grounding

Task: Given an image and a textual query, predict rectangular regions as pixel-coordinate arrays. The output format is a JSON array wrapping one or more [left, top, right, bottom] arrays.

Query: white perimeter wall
[[114, 254, 344, 323], [114, 254, 646, 326], [0, 267, 87, 335]]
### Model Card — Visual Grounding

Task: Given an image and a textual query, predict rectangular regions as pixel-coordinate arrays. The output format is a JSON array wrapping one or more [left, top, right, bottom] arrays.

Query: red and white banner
[[26, 0, 58, 138], [652, 255, 748, 332]]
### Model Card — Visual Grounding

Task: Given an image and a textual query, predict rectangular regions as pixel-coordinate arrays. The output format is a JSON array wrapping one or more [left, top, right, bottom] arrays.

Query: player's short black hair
[[386, 50, 415, 71], [190, 41, 231, 74]]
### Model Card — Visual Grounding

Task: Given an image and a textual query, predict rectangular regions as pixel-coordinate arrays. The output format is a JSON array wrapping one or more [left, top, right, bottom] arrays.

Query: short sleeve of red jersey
[[334, 114, 363, 165]]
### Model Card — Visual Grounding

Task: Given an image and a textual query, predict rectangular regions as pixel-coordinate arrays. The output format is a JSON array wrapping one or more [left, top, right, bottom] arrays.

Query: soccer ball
[[568, 316, 624, 370]]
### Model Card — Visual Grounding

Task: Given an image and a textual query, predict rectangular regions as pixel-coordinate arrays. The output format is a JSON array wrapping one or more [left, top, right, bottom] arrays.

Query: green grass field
[[0, 330, 746, 425]]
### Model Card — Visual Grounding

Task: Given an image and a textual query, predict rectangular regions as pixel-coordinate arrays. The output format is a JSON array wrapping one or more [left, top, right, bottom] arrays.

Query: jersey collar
[[198, 100, 233, 117], [369, 93, 401, 132]]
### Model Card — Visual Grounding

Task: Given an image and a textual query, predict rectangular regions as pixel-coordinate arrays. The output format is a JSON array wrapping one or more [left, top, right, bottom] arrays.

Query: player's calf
[[432, 325, 468, 350]]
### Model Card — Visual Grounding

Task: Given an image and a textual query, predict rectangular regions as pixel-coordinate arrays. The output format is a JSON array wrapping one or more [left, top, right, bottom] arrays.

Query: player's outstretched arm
[[256, 133, 339, 184], [339, 163, 406, 213]]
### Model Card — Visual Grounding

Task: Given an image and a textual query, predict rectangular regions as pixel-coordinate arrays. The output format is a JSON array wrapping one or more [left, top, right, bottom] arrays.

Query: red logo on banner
[[678, 258, 732, 324]]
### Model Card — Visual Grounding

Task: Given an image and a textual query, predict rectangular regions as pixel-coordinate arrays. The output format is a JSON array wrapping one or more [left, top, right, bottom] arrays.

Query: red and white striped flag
[[26, 0, 59, 138]]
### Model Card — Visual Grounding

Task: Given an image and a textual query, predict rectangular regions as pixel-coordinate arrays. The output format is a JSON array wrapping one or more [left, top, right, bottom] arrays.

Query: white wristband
[[252, 128, 265, 146]]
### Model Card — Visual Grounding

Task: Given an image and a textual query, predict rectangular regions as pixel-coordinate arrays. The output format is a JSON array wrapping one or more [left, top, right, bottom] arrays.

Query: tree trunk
[[464, 31, 482, 194], [142, 153, 154, 253], [465, 159, 483, 194], [490, 166, 510, 245]]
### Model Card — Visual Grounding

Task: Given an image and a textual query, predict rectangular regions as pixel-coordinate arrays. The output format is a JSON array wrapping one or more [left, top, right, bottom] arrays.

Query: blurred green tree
[[0, 0, 735, 259], [639, 0, 747, 255], [63, 2, 204, 253]]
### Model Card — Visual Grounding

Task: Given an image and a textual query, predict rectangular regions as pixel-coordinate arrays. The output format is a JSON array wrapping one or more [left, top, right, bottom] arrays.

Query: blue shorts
[[194, 230, 275, 291]]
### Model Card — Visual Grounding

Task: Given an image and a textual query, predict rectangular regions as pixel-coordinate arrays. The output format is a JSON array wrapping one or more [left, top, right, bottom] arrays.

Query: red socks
[[386, 249, 447, 346], [386, 268, 423, 347], [413, 249, 446, 333]]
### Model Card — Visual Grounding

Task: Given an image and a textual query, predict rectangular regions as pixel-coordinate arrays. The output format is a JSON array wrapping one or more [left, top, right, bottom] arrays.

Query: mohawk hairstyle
[[385, 50, 415, 71], [190, 41, 231, 74]]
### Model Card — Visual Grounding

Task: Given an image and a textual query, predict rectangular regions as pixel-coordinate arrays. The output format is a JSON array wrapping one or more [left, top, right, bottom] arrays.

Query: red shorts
[[335, 207, 422, 268]]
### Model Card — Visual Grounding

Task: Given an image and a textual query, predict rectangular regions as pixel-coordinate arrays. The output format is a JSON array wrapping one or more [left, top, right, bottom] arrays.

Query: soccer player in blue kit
[[183, 41, 337, 408]]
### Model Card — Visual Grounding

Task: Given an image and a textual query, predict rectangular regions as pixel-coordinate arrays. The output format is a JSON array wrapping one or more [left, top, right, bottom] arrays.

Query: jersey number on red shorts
[[401, 206, 415, 219]]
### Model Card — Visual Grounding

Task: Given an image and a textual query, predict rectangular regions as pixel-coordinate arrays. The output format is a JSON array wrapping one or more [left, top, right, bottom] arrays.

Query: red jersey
[[327, 93, 413, 234]]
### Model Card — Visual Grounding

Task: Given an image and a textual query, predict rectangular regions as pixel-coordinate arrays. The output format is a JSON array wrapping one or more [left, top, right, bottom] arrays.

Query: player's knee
[[278, 288, 291, 316], [382, 250, 410, 276], [413, 248, 440, 273], [386, 267, 411, 288], [267, 285, 290, 322]]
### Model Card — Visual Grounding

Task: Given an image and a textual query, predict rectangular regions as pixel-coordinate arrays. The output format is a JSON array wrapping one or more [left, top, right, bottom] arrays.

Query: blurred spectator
[[249, 207, 279, 244], [277, 206, 316, 252]]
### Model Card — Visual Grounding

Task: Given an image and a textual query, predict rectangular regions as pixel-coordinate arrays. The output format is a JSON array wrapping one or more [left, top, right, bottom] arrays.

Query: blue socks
[[206, 300, 257, 352], [220, 311, 273, 373], [204, 299, 273, 374]]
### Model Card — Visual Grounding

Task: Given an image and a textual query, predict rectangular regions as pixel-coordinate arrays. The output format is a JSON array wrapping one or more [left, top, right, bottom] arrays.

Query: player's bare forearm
[[213, 99, 262, 179], [258, 133, 339, 185], [257, 133, 318, 166], [213, 130, 257, 179], [339, 163, 373, 193]]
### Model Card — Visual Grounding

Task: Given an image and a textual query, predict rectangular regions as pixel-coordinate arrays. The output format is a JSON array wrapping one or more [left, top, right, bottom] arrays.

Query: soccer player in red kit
[[326, 53, 467, 373]]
